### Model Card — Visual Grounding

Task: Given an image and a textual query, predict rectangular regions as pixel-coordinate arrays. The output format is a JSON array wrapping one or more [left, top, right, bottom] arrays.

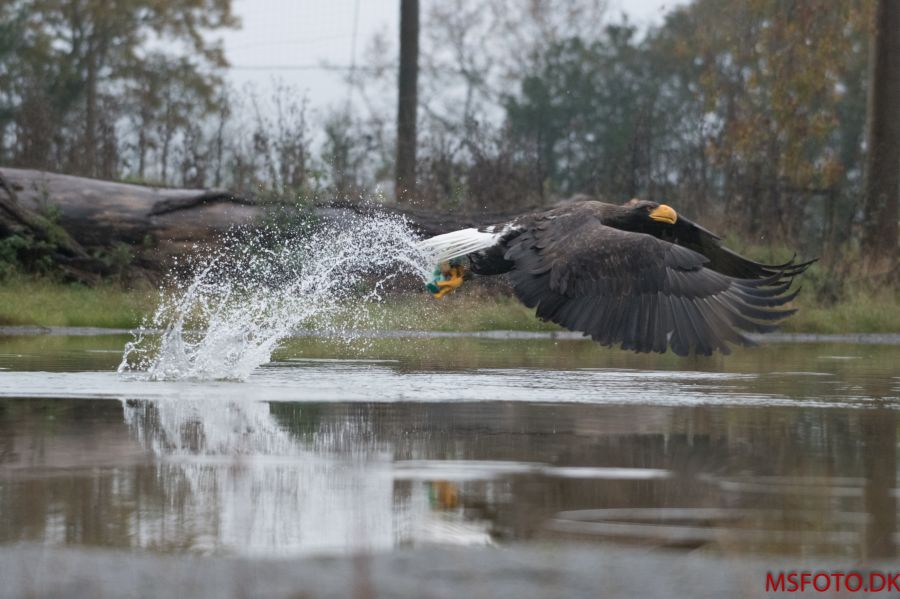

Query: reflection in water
[[0, 393, 897, 558], [119, 398, 493, 555], [863, 409, 897, 559], [0, 337, 898, 559]]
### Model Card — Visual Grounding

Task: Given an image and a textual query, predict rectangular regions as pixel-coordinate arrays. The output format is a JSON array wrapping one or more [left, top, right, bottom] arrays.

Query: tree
[[677, 0, 871, 242], [396, 0, 420, 202], [860, 0, 900, 276], [504, 25, 660, 199], [0, 0, 238, 178], [0, 11, 24, 164]]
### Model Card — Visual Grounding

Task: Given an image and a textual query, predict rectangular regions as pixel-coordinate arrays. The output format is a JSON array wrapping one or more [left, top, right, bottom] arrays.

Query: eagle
[[417, 199, 813, 356]]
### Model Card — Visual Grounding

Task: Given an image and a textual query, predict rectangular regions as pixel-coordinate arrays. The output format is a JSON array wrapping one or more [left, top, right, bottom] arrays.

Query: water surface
[[1, 334, 898, 558]]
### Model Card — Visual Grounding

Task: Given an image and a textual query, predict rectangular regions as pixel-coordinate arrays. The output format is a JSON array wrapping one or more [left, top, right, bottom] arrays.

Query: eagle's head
[[610, 198, 679, 234]]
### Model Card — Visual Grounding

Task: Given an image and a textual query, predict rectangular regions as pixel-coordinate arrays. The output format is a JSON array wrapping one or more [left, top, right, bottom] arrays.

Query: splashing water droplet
[[118, 215, 433, 381]]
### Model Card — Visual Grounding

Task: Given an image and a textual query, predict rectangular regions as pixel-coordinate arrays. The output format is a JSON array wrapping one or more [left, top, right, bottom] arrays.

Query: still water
[[1, 333, 898, 559]]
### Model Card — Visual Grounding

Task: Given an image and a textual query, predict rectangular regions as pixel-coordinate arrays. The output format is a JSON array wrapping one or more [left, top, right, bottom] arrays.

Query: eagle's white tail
[[416, 228, 501, 263]]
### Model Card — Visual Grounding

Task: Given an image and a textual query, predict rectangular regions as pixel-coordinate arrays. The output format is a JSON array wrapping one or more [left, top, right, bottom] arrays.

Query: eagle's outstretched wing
[[663, 215, 815, 280], [504, 211, 799, 356]]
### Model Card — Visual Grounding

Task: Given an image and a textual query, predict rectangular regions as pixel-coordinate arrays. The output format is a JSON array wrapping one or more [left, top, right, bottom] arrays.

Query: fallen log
[[0, 167, 532, 282], [0, 170, 89, 259], [0, 168, 261, 253]]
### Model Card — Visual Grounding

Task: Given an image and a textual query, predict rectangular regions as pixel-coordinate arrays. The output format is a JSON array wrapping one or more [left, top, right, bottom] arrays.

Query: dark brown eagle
[[418, 199, 813, 356]]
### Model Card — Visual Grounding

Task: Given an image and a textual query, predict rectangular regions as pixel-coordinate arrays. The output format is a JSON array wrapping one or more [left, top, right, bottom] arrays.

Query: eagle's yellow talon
[[429, 264, 465, 298]]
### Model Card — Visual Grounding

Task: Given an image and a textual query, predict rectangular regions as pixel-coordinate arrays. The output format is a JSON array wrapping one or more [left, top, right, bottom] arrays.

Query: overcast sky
[[221, 0, 686, 113]]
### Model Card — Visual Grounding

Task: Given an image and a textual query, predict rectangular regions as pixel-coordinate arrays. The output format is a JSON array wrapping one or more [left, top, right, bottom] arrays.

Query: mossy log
[[0, 167, 526, 281], [0, 168, 260, 255]]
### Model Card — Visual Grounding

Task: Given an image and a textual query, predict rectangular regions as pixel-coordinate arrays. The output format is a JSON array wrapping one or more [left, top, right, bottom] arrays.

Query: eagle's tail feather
[[416, 228, 501, 263]]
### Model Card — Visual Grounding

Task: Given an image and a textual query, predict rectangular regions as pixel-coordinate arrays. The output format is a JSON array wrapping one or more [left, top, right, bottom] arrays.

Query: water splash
[[119, 214, 433, 381]]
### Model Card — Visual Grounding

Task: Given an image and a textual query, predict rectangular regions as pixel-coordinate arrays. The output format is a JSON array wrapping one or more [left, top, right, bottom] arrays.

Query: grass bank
[[346, 288, 900, 335], [780, 288, 900, 334], [0, 276, 898, 334], [0, 277, 155, 328]]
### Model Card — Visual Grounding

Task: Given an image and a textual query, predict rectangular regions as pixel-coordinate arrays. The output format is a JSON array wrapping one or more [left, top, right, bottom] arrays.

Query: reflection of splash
[[119, 216, 431, 381], [121, 397, 394, 555], [120, 398, 493, 556]]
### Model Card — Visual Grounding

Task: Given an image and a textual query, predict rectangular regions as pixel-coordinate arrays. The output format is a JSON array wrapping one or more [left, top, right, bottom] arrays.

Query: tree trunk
[[161, 115, 172, 186], [861, 0, 900, 276], [395, 0, 419, 203], [83, 37, 99, 178], [0, 167, 532, 282], [1, 166, 516, 251], [0, 167, 260, 275], [138, 127, 147, 180]]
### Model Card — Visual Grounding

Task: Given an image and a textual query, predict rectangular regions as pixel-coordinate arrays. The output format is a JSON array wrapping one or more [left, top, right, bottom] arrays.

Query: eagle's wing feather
[[664, 216, 815, 279], [504, 213, 797, 356]]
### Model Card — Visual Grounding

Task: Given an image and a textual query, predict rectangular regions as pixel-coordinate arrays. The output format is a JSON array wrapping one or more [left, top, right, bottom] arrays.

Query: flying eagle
[[418, 199, 813, 356]]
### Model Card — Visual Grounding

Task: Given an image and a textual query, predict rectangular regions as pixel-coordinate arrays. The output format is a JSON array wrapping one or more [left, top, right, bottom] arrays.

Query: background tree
[[860, 0, 900, 277], [1, 0, 897, 290], [504, 25, 657, 200], [680, 0, 870, 246], [0, 0, 237, 178]]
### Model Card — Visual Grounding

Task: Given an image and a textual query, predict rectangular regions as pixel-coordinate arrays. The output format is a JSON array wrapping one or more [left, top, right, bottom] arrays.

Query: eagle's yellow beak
[[649, 204, 678, 225]]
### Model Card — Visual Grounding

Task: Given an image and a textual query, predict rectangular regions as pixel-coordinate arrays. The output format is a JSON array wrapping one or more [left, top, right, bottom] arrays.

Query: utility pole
[[395, 0, 419, 202]]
